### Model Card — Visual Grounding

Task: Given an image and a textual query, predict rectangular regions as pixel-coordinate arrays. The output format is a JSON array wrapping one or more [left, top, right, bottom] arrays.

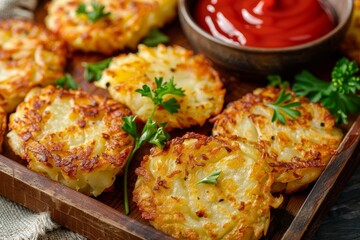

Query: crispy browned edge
[[0, 116, 358, 240]]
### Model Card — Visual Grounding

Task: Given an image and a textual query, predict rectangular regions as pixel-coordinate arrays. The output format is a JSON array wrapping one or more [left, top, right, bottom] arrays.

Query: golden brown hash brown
[[0, 107, 6, 152], [341, 0, 360, 63], [45, 0, 177, 54], [133, 132, 283, 240], [96, 44, 225, 130], [7, 86, 134, 196], [211, 86, 343, 193], [0, 19, 67, 113]]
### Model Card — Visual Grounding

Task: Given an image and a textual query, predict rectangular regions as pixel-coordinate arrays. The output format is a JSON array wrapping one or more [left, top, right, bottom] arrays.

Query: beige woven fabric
[[0, 0, 38, 20], [0, 195, 85, 240]]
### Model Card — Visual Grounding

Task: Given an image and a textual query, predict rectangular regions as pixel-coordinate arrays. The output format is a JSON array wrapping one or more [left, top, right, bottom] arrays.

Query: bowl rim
[[178, 0, 354, 53]]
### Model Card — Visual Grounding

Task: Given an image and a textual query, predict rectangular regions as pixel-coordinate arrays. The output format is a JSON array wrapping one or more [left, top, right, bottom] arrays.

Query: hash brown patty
[[211, 87, 343, 193], [0, 19, 67, 113], [133, 132, 283, 240], [7, 86, 134, 196], [96, 44, 225, 130], [45, 0, 177, 54]]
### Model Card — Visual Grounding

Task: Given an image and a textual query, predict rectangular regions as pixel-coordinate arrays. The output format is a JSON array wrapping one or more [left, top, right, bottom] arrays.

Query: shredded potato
[[0, 19, 67, 113], [7, 86, 134, 196], [96, 44, 225, 130], [134, 133, 283, 240], [45, 0, 177, 54], [211, 86, 343, 193]]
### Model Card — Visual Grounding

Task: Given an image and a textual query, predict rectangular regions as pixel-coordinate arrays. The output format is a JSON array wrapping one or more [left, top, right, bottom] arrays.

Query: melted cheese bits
[[7, 86, 134, 196], [0, 19, 67, 113], [211, 86, 343, 193], [96, 44, 225, 130], [45, 0, 177, 54], [133, 132, 282, 240]]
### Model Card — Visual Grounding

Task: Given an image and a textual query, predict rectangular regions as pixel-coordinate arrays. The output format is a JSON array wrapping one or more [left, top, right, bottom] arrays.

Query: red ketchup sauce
[[194, 0, 336, 48]]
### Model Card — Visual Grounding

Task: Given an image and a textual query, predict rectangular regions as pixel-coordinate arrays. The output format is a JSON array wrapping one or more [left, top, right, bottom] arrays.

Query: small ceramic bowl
[[178, 0, 354, 73]]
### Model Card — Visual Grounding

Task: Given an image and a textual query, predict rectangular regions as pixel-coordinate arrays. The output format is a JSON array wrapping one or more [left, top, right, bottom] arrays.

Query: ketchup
[[195, 0, 336, 48]]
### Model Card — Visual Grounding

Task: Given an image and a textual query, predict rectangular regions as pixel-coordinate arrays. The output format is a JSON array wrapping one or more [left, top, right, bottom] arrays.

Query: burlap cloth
[[0, 195, 85, 240], [0, 0, 38, 20]]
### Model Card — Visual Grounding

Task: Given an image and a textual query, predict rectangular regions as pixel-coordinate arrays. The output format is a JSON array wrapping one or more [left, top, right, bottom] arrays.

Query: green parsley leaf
[[293, 70, 332, 102], [266, 90, 301, 124], [76, 2, 110, 23], [56, 73, 78, 90], [148, 122, 170, 148], [136, 77, 185, 114], [161, 98, 181, 114], [197, 170, 222, 184], [331, 57, 360, 94], [142, 29, 170, 47], [76, 3, 87, 14], [268, 75, 289, 89], [292, 57, 360, 124], [83, 58, 112, 82], [121, 116, 138, 139], [122, 76, 185, 215]]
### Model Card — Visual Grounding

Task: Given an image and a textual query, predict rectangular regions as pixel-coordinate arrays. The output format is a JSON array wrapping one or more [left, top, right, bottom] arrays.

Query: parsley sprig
[[136, 77, 185, 113], [266, 90, 301, 125], [268, 75, 289, 89], [293, 57, 360, 124], [197, 170, 221, 184], [122, 77, 185, 214], [83, 58, 112, 82], [142, 29, 170, 47], [76, 2, 110, 23], [56, 73, 78, 90]]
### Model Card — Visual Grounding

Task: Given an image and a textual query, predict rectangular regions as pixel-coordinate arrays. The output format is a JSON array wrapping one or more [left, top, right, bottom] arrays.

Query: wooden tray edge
[[282, 115, 360, 239], [0, 154, 174, 240]]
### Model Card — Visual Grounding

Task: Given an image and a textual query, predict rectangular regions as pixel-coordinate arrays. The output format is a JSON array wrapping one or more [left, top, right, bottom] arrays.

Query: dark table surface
[[314, 163, 360, 240]]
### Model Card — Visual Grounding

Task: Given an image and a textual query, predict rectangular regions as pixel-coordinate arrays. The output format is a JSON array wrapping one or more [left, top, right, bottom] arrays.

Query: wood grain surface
[[0, 1, 359, 240]]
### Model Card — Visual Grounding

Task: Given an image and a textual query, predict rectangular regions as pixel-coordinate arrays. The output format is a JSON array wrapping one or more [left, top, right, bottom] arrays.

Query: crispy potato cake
[[96, 44, 225, 130], [45, 0, 177, 54], [7, 86, 134, 197], [0, 107, 6, 152], [133, 132, 283, 240], [211, 87, 343, 193], [0, 19, 67, 113], [341, 0, 360, 63]]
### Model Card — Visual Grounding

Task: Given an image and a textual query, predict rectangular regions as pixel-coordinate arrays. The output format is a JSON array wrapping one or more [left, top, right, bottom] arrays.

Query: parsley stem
[[122, 76, 185, 214], [124, 107, 157, 214], [124, 141, 141, 215], [149, 105, 156, 120]]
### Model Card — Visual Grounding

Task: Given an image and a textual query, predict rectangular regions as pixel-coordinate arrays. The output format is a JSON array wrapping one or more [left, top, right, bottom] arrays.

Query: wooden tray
[[0, 2, 360, 240]]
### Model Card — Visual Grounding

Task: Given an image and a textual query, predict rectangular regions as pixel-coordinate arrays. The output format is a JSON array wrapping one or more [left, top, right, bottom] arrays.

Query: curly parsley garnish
[[266, 89, 301, 125], [122, 77, 185, 214], [76, 2, 110, 23], [56, 73, 78, 90], [83, 58, 112, 82], [293, 57, 360, 124], [197, 170, 222, 185]]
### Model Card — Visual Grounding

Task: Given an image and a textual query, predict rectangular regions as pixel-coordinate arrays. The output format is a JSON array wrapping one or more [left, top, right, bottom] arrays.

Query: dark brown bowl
[[178, 0, 354, 73]]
